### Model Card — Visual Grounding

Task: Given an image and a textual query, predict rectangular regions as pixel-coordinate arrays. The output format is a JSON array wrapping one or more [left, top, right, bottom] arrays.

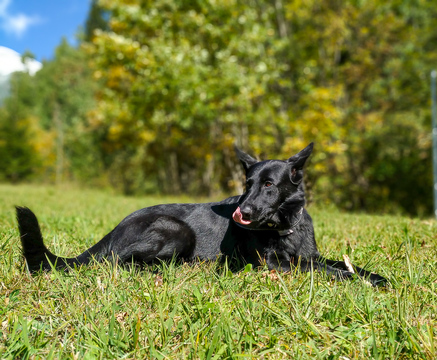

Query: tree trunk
[[168, 151, 181, 194], [274, 0, 288, 38], [53, 102, 63, 185]]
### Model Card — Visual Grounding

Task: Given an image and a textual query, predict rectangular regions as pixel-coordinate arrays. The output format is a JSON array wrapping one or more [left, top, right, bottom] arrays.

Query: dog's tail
[[16, 206, 110, 272]]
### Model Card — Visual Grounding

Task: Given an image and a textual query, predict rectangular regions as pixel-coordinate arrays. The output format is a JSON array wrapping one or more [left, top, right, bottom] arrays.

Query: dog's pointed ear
[[287, 142, 313, 184], [235, 146, 258, 172]]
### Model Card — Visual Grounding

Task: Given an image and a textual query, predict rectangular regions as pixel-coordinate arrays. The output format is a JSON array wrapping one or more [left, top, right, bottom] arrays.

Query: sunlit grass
[[1, 184, 436, 359]]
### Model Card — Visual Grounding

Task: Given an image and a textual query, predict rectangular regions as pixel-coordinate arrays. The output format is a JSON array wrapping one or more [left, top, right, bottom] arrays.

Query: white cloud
[[0, 0, 42, 38], [0, 46, 42, 76]]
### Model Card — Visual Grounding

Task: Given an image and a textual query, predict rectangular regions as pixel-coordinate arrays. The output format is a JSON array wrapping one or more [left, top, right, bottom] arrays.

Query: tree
[[87, 0, 436, 214], [0, 39, 103, 185], [32, 39, 103, 183], [0, 72, 43, 182], [85, 0, 109, 42], [89, 0, 286, 194], [1, 0, 436, 215]]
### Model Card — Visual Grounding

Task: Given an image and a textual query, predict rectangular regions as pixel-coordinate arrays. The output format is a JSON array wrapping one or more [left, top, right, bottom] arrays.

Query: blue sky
[[0, 0, 91, 61]]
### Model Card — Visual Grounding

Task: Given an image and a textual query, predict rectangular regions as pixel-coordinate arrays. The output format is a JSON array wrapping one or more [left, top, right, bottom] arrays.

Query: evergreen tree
[[84, 0, 109, 41]]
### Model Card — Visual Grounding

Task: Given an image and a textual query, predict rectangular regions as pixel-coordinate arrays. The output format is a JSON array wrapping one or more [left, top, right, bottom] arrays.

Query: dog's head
[[233, 143, 313, 231]]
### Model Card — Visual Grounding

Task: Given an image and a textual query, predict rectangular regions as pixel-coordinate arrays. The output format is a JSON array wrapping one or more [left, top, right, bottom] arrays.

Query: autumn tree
[[0, 40, 102, 185], [1, 0, 436, 215], [90, 0, 285, 195]]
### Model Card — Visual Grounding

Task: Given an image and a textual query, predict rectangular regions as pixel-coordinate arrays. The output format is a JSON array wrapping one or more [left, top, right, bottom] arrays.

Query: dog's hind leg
[[16, 207, 196, 272], [105, 215, 196, 265]]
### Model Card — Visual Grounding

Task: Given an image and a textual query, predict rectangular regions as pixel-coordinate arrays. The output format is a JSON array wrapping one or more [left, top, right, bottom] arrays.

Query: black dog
[[16, 143, 387, 286]]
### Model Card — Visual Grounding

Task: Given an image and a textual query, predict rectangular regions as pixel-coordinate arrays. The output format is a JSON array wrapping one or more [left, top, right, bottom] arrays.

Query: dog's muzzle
[[232, 207, 252, 225]]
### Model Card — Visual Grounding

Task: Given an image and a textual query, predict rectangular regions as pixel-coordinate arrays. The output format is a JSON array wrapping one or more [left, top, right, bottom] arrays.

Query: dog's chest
[[270, 234, 301, 257]]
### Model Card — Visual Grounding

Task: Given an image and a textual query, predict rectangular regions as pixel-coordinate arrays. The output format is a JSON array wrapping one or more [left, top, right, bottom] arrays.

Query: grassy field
[[0, 184, 436, 359]]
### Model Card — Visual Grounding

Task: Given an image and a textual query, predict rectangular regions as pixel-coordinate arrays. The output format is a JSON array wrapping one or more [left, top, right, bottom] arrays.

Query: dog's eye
[[264, 181, 273, 187]]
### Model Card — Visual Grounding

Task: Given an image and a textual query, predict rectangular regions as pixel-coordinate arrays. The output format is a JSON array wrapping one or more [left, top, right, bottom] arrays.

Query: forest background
[[1, 0, 436, 216]]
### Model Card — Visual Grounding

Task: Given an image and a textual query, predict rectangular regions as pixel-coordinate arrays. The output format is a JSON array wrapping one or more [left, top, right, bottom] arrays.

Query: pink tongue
[[232, 207, 252, 225]]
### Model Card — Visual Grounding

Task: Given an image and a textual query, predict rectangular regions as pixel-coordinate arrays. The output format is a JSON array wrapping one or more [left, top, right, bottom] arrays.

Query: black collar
[[277, 207, 304, 237]]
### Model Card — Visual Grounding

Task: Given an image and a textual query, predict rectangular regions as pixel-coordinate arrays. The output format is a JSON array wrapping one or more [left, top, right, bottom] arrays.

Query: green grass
[[0, 184, 436, 359]]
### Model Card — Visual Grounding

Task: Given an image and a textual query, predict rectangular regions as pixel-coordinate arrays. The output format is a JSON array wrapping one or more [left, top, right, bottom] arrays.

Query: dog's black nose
[[239, 206, 253, 221]]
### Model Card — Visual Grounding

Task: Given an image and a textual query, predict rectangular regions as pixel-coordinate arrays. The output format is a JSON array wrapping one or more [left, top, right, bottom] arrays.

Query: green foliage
[[86, 0, 436, 214], [33, 39, 103, 183], [0, 39, 103, 185], [89, 0, 285, 194], [1, 0, 436, 215], [1, 185, 437, 358], [0, 74, 42, 182]]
